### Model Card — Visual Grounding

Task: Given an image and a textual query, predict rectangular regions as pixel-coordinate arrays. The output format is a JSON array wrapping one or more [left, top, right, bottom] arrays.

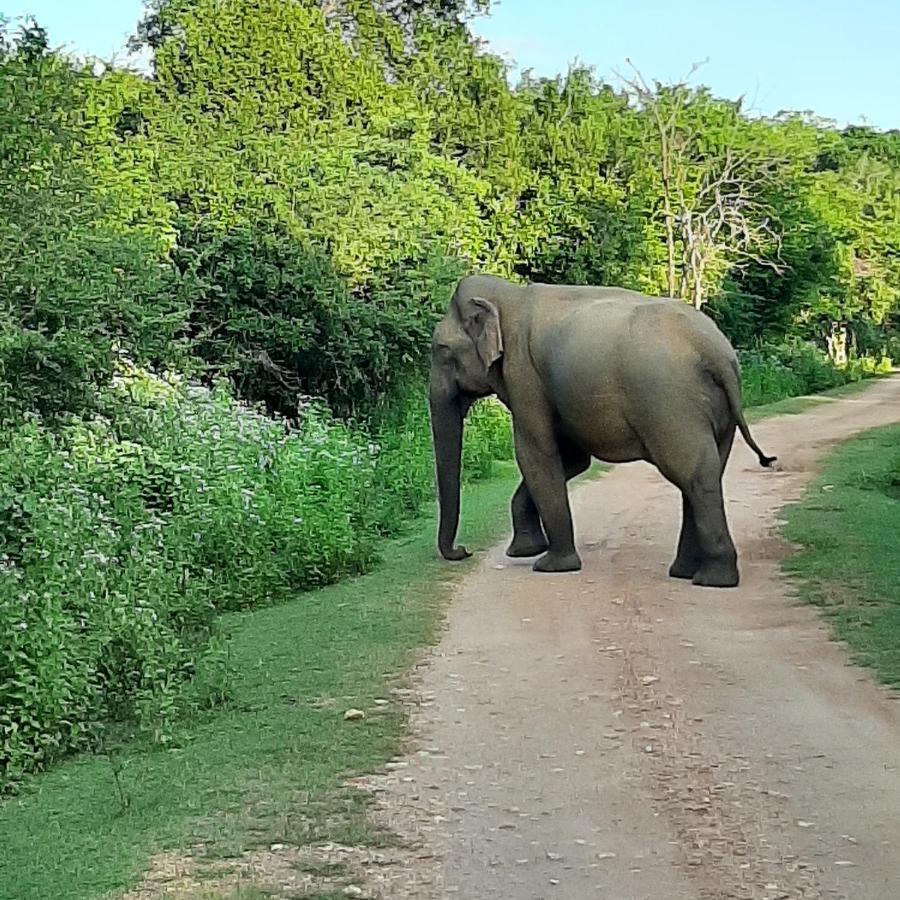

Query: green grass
[[783, 424, 900, 687], [0, 465, 523, 900]]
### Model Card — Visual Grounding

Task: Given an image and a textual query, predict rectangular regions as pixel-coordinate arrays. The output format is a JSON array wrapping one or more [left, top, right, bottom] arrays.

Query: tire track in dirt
[[361, 375, 900, 900]]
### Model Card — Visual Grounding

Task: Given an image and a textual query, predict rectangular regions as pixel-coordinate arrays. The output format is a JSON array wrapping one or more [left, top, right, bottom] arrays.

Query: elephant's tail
[[721, 361, 778, 468]]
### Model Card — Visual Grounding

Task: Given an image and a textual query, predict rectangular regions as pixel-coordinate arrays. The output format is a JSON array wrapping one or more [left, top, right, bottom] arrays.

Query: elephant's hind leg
[[687, 450, 739, 587], [669, 427, 736, 581], [655, 436, 739, 588], [669, 495, 702, 579], [677, 480, 738, 587]]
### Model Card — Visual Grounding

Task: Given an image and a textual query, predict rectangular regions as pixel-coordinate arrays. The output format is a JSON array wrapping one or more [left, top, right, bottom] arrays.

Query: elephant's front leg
[[512, 424, 582, 573], [507, 444, 592, 558], [506, 481, 549, 558]]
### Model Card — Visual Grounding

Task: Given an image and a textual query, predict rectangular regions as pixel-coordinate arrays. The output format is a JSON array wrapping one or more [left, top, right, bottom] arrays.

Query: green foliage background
[[1, 2, 898, 790]]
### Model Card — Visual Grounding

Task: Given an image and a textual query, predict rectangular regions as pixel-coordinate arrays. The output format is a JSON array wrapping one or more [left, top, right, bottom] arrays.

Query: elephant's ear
[[465, 297, 503, 371]]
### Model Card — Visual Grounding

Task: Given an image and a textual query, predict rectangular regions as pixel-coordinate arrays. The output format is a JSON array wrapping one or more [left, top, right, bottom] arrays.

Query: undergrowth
[[739, 340, 892, 407], [0, 368, 512, 791]]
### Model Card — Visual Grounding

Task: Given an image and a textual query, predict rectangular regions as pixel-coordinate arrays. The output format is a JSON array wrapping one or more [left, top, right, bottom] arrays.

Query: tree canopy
[[2, 2, 898, 418]]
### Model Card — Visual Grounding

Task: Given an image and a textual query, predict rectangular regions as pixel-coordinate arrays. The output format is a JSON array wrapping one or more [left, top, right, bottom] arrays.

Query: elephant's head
[[429, 285, 505, 561]]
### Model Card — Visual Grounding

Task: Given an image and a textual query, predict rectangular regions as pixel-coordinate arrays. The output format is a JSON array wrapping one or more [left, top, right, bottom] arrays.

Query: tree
[[674, 148, 785, 309], [132, 0, 491, 53], [621, 67, 788, 309], [0, 21, 186, 418], [502, 67, 661, 290], [124, 0, 492, 411]]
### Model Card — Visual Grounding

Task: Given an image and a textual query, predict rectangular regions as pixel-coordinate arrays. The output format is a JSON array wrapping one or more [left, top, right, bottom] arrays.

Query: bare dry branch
[[616, 61, 788, 307]]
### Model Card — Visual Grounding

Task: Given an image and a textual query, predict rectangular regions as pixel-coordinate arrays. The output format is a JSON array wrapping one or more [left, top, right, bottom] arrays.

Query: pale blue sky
[[2, 0, 898, 128]]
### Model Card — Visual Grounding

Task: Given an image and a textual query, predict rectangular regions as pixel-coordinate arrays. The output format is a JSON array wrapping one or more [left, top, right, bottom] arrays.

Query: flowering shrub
[[0, 370, 512, 790]]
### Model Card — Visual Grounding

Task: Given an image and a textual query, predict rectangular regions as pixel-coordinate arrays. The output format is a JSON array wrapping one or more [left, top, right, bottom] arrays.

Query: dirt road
[[367, 375, 900, 900]]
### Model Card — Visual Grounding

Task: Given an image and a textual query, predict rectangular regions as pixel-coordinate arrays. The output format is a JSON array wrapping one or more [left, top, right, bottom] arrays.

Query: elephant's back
[[618, 297, 735, 358], [547, 296, 736, 406], [533, 289, 737, 386], [528, 282, 655, 307], [555, 293, 712, 344]]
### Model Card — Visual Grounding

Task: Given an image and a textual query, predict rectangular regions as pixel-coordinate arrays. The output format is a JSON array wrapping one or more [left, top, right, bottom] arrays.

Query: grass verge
[[782, 423, 900, 687], [0, 466, 524, 900]]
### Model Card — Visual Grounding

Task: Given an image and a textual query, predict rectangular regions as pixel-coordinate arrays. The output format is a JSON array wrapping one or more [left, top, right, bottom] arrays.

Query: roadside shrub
[[0, 369, 512, 790], [0, 414, 229, 787], [844, 353, 893, 381], [739, 340, 890, 407], [176, 221, 467, 416]]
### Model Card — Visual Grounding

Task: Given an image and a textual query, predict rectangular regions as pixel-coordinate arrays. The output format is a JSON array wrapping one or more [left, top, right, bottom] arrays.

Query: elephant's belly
[[589, 439, 647, 464], [584, 428, 646, 464], [558, 394, 647, 464]]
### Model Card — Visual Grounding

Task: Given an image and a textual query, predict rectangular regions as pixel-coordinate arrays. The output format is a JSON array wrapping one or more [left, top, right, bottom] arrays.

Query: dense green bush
[[176, 221, 466, 414], [739, 340, 892, 407], [0, 368, 512, 790], [0, 413, 225, 785]]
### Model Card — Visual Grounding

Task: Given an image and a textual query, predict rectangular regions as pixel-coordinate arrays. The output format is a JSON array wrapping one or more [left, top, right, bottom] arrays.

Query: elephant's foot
[[533, 549, 582, 573], [440, 545, 472, 562], [507, 533, 550, 558], [691, 558, 739, 588], [668, 556, 702, 580]]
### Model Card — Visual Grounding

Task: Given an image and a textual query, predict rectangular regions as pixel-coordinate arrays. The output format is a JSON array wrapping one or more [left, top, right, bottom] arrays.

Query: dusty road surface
[[364, 375, 900, 900]]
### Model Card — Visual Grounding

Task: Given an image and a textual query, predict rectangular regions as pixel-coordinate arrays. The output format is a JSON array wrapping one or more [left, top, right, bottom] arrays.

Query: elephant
[[428, 274, 777, 588]]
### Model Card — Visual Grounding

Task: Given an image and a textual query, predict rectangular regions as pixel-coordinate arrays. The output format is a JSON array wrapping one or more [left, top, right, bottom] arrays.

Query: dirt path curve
[[365, 375, 900, 900]]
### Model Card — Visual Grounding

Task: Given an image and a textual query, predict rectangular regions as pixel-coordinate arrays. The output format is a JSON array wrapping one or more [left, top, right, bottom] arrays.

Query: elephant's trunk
[[429, 385, 470, 562]]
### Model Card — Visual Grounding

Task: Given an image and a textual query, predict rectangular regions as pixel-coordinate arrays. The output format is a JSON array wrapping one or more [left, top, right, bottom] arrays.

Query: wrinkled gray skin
[[429, 275, 776, 588]]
